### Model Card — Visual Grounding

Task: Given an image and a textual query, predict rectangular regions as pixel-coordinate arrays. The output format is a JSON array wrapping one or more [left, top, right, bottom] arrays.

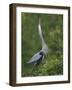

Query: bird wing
[[27, 51, 42, 64]]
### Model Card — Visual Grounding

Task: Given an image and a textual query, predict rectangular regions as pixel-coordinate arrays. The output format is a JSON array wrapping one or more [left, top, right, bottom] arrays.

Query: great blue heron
[[27, 19, 48, 66]]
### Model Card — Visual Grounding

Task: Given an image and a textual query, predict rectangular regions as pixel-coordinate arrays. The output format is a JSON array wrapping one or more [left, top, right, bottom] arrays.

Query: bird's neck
[[38, 20, 48, 55], [41, 35, 46, 48], [38, 22, 46, 48]]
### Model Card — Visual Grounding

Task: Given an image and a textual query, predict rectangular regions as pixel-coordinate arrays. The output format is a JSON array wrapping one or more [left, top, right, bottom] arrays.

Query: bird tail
[[27, 60, 36, 65]]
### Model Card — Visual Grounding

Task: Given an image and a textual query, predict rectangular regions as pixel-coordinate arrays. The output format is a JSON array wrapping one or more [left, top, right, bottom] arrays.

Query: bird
[[27, 18, 48, 67]]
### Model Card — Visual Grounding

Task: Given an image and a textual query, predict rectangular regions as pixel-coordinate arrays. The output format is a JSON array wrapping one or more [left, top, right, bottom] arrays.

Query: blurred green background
[[21, 13, 63, 77]]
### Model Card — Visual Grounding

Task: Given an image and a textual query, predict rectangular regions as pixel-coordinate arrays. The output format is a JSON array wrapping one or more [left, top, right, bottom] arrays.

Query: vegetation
[[21, 13, 63, 77]]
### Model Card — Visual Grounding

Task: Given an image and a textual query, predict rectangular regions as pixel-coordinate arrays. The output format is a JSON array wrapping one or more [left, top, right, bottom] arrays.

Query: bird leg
[[31, 63, 37, 76]]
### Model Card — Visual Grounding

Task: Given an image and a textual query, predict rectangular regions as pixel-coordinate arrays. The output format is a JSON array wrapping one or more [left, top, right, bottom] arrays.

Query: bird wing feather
[[27, 52, 42, 64]]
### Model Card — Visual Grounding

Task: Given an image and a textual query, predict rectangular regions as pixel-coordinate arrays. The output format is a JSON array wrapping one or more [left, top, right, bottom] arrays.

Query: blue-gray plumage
[[27, 18, 48, 66], [36, 52, 44, 66], [27, 51, 44, 66]]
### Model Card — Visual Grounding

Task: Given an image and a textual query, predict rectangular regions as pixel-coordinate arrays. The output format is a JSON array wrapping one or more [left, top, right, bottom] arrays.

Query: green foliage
[[21, 13, 63, 77]]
